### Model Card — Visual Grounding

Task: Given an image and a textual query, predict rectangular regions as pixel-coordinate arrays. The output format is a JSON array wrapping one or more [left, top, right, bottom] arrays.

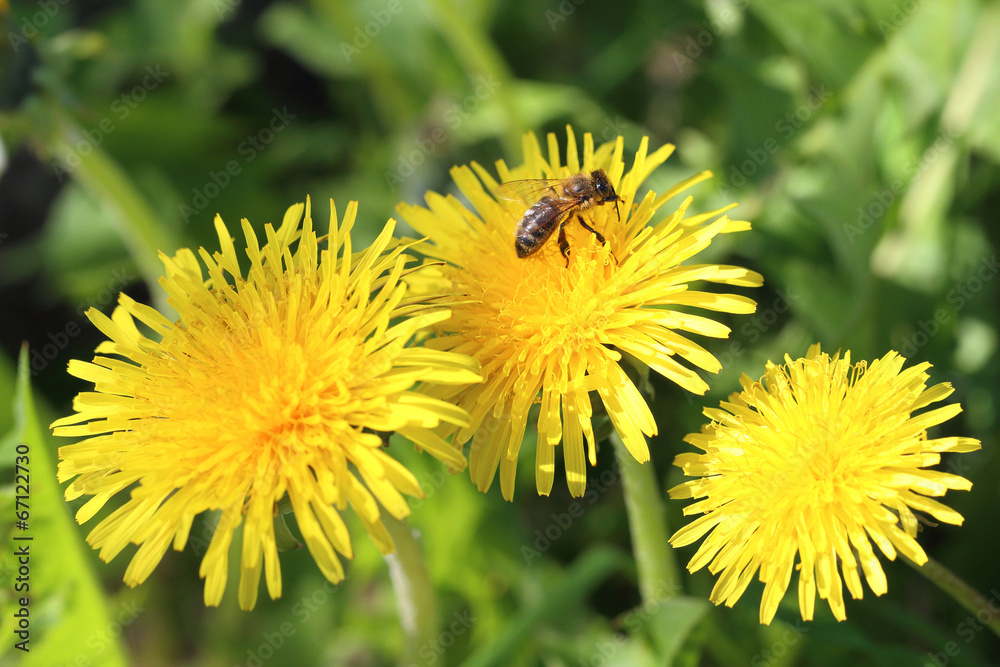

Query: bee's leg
[[577, 215, 618, 265], [576, 215, 606, 245], [558, 219, 571, 267]]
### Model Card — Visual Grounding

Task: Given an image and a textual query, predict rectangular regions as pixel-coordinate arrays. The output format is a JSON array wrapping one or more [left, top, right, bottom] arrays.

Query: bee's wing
[[494, 178, 566, 205]]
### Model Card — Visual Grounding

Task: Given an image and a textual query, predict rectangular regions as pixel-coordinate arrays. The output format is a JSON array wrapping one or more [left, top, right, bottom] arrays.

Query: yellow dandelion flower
[[397, 127, 762, 500], [52, 198, 480, 609], [669, 344, 981, 624]]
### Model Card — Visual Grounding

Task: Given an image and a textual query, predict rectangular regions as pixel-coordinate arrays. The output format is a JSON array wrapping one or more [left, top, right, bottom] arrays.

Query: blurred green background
[[1, 0, 998, 665]]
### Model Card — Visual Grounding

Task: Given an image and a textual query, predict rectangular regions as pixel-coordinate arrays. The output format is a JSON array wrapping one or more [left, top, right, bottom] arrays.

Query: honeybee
[[496, 169, 620, 264]]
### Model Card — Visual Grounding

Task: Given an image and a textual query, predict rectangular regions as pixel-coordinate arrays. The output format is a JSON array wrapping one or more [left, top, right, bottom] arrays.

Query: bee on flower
[[398, 127, 762, 500]]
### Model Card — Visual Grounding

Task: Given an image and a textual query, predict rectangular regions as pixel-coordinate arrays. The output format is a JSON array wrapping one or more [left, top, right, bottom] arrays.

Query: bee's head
[[591, 169, 619, 203]]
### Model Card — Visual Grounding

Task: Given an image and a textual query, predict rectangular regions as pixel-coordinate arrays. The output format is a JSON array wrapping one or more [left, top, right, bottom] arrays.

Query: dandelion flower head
[[398, 127, 762, 500], [53, 199, 480, 609], [669, 344, 981, 624]]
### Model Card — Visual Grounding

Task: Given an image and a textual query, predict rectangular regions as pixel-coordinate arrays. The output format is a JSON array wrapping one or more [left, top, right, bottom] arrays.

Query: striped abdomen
[[514, 196, 562, 258]]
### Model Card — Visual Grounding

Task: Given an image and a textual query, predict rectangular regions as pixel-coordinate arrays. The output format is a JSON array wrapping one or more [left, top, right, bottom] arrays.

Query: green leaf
[[462, 546, 629, 667], [749, 0, 880, 88], [644, 595, 711, 664], [0, 346, 129, 667]]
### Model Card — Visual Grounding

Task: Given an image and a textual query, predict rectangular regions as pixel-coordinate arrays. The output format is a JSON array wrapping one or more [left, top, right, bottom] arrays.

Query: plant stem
[[904, 554, 1000, 640], [384, 515, 440, 666], [610, 432, 681, 603]]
